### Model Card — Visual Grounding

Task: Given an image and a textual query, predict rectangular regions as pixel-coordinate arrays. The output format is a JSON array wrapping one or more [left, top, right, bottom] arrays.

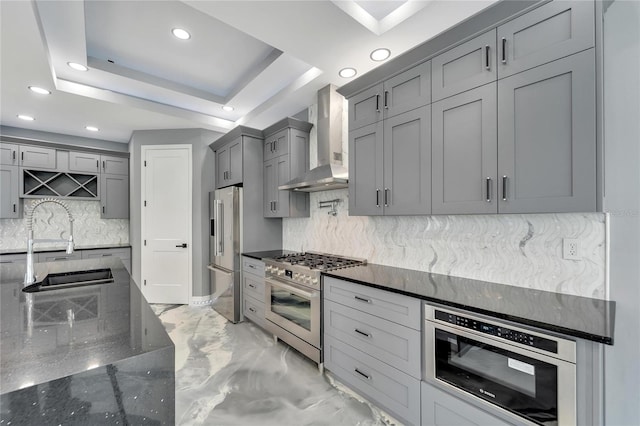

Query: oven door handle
[[266, 277, 318, 299]]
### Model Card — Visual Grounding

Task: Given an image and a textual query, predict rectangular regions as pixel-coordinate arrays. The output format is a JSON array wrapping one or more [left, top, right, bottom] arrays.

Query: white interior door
[[141, 145, 192, 304]]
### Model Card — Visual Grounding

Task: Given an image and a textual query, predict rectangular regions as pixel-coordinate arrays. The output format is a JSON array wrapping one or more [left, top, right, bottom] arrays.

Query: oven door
[[425, 321, 576, 426], [265, 277, 321, 348]]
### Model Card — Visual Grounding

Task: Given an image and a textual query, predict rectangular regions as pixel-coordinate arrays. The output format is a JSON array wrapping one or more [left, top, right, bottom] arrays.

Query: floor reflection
[[152, 304, 389, 426]]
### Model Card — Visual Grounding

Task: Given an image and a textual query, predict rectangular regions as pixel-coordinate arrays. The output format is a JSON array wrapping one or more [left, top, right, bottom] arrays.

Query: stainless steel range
[[263, 252, 366, 369]]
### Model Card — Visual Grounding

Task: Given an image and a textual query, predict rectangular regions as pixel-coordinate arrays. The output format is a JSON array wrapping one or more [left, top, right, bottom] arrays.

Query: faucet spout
[[24, 198, 75, 285]]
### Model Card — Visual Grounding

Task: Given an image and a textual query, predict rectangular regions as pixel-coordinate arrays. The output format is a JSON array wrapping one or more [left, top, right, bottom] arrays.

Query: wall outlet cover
[[563, 238, 580, 260]]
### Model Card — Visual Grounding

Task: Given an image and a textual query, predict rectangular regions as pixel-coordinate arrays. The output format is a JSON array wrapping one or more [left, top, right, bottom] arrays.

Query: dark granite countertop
[[242, 249, 299, 260], [0, 257, 173, 395], [1, 243, 132, 255], [324, 263, 615, 345]]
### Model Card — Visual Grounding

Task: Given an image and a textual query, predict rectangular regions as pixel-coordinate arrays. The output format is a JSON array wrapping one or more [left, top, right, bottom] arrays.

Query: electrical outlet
[[563, 238, 580, 260]]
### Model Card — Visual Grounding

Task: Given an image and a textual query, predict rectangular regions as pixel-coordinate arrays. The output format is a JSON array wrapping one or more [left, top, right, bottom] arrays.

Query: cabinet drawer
[[421, 382, 513, 426], [323, 277, 421, 330], [324, 300, 421, 379], [37, 251, 82, 263], [325, 335, 421, 426], [242, 256, 265, 275], [243, 272, 265, 302], [0, 253, 27, 265], [243, 295, 265, 328], [82, 248, 131, 272]]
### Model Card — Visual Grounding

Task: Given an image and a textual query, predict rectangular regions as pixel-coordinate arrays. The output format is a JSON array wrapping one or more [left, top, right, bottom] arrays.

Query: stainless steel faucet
[[24, 198, 75, 285]]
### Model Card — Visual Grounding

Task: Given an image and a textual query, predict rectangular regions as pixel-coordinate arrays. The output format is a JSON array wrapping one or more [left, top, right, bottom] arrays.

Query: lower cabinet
[[241, 256, 266, 328], [0, 253, 27, 265], [81, 247, 131, 273], [421, 382, 513, 426], [323, 277, 422, 425], [37, 250, 82, 263]]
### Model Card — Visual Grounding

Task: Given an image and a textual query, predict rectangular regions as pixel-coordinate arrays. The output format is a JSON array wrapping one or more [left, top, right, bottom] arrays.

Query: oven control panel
[[265, 264, 320, 289], [434, 310, 558, 353]]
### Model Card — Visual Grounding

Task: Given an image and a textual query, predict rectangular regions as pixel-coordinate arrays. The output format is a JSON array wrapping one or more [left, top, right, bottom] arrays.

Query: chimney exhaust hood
[[279, 84, 348, 192]]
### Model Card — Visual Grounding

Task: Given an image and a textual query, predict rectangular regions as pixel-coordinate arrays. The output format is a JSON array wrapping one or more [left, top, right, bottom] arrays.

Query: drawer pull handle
[[54, 257, 68, 261], [354, 295, 371, 303], [354, 329, 371, 338], [354, 368, 371, 380], [249, 307, 256, 313], [249, 264, 256, 269], [102, 254, 113, 257], [249, 284, 256, 289]]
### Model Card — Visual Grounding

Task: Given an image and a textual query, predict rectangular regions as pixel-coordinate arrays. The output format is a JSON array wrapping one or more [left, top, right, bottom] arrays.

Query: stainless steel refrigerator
[[208, 187, 242, 323]]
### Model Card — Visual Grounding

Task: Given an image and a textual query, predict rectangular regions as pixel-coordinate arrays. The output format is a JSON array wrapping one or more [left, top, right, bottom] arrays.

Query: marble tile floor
[[151, 304, 391, 426]]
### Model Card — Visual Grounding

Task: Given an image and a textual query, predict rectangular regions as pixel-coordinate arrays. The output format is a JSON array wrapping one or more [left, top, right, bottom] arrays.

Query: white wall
[[602, 0, 640, 424]]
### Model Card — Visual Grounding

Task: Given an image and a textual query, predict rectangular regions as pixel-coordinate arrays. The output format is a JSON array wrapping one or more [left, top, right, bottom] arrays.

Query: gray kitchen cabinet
[[82, 247, 131, 273], [241, 256, 266, 328], [0, 143, 18, 166], [497, 0, 594, 78], [0, 165, 21, 218], [262, 118, 311, 218], [498, 49, 596, 213], [101, 173, 129, 219], [69, 151, 100, 173], [324, 276, 422, 425], [100, 155, 129, 175], [348, 122, 383, 216], [348, 62, 431, 131], [19, 145, 56, 170], [216, 137, 243, 188], [432, 83, 498, 215], [350, 106, 431, 216], [421, 382, 513, 426], [0, 253, 27, 265], [37, 250, 82, 263], [432, 30, 496, 101]]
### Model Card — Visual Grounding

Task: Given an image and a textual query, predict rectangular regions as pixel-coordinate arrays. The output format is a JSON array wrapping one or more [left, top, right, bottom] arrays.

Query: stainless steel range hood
[[279, 84, 348, 192]]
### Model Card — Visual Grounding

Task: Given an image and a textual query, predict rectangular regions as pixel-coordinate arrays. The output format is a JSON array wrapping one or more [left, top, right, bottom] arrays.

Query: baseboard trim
[[190, 295, 213, 306]]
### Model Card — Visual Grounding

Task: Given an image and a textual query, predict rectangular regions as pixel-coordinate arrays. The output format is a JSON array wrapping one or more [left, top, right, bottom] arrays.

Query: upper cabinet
[[69, 151, 100, 173], [348, 62, 431, 131], [212, 126, 264, 190], [0, 165, 21, 218], [19, 145, 56, 170], [346, 0, 598, 216], [262, 118, 311, 218], [101, 155, 129, 175], [497, 0, 594, 78], [432, 30, 496, 101], [0, 143, 18, 166]]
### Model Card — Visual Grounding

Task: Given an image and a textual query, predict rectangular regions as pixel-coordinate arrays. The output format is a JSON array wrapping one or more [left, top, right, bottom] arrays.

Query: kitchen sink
[[22, 268, 114, 293]]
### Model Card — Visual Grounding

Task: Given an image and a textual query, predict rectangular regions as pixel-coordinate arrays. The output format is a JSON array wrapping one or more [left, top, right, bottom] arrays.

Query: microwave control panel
[[434, 310, 558, 354]]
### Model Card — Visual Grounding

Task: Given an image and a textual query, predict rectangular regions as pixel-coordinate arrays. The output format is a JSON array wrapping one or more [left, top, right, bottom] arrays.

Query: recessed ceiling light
[[28, 86, 51, 95], [370, 48, 391, 62], [85, 126, 99, 132], [222, 105, 234, 112], [17, 114, 35, 121], [172, 28, 191, 40], [339, 67, 357, 78], [67, 62, 88, 71]]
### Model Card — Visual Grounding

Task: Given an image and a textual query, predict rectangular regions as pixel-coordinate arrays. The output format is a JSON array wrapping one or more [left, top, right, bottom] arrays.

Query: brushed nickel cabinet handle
[[354, 368, 371, 380], [354, 329, 371, 338], [502, 175, 508, 201], [354, 295, 371, 303], [375, 94, 380, 112], [486, 177, 492, 202], [376, 189, 380, 207], [384, 91, 389, 109], [501, 38, 507, 64], [384, 188, 390, 207], [485, 45, 491, 70]]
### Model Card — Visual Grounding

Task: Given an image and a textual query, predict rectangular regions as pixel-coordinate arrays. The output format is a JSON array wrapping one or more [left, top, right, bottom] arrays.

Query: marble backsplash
[[0, 200, 129, 250], [283, 189, 607, 299]]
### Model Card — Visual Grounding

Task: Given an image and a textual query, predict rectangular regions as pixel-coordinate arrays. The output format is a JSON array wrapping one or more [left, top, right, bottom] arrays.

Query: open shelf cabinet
[[21, 169, 99, 200]]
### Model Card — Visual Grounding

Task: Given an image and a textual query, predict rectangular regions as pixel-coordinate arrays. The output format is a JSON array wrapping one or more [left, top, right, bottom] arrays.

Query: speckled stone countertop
[[0, 256, 173, 395], [0, 243, 132, 255], [325, 263, 615, 345], [242, 249, 299, 260]]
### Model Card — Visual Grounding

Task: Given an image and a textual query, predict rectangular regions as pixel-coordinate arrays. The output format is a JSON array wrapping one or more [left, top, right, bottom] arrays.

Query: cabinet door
[[348, 84, 383, 131], [497, 0, 594, 78], [383, 61, 431, 118], [432, 30, 497, 101], [216, 146, 229, 189], [69, 151, 100, 173], [227, 139, 243, 186], [19, 146, 56, 169], [383, 106, 431, 215], [421, 382, 513, 426], [264, 129, 289, 162], [348, 122, 384, 216], [101, 155, 129, 175], [101, 173, 129, 219], [0, 165, 20, 218], [0, 143, 18, 165], [263, 158, 277, 217], [274, 156, 291, 217], [82, 247, 131, 273], [432, 84, 498, 215], [38, 251, 82, 263], [498, 49, 596, 213]]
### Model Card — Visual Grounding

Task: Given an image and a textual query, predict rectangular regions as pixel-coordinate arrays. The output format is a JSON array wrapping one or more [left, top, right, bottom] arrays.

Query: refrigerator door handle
[[213, 199, 223, 256], [217, 200, 224, 255]]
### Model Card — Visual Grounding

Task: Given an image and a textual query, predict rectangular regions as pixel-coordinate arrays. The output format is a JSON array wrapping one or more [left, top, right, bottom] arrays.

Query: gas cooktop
[[270, 252, 366, 271]]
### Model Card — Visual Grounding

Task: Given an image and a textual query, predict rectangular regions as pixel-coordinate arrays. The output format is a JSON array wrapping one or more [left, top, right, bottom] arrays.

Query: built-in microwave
[[424, 304, 577, 426]]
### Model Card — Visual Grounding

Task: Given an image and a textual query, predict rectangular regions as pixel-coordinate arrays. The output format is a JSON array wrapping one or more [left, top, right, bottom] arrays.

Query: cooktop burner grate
[[272, 252, 366, 271]]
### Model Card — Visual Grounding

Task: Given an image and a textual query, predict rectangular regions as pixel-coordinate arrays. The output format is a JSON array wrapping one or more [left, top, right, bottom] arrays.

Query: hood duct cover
[[279, 84, 348, 192]]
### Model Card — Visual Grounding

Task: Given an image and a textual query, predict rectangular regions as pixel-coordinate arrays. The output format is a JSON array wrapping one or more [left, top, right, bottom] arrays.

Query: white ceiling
[[0, 0, 497, 144]]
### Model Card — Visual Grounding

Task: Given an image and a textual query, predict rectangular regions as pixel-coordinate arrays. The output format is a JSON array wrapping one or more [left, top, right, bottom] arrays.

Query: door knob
[[176, 243, 188, 248]]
